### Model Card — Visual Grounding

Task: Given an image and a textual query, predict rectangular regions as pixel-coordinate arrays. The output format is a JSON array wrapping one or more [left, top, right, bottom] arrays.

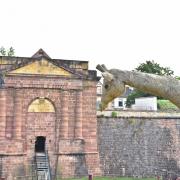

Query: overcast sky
[[1, 0, 180, 75]]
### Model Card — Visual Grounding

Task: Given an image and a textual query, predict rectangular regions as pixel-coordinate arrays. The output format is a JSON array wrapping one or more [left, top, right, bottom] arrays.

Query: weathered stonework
[[0, 49, 101, 179], [97, 111, 180, 177]]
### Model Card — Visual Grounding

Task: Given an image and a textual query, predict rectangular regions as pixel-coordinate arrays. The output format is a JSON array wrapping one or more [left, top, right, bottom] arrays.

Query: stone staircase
[[35, 152, 51, 180]]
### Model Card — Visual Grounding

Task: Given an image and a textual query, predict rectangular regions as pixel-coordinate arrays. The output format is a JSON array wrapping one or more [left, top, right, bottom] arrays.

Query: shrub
[[111, 111, 117, 117]]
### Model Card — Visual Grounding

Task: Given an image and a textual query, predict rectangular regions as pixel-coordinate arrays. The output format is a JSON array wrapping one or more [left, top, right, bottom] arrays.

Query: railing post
[[88, 174, 93, 180]]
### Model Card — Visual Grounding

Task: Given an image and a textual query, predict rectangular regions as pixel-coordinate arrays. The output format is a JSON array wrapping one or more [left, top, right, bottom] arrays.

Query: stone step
[[36, 159, 47, 162], [35, 152, 51, 180]]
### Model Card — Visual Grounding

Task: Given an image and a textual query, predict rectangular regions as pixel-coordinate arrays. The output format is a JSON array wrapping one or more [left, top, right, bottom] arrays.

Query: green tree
[[0, 47, 6, 56], [126, 90, 150, 107], [0, 46, 15, 56], [126, 60, 174, 107], [135, 60, 174, 76]]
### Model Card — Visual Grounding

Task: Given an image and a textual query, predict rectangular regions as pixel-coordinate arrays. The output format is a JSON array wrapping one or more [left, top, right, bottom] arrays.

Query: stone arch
[[26, 96, 57, 163], [28, 97, 56, 112]]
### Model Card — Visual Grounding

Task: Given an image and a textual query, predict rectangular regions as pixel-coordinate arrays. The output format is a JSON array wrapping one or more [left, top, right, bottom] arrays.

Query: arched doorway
[[35, 136, 46, 152]]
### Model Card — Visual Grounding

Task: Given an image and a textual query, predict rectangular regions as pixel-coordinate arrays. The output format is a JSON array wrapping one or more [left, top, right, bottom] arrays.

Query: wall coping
[[97, 110, 180, 119]]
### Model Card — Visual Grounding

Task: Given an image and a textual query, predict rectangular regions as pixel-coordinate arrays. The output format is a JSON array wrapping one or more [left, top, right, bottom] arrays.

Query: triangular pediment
[[7, 59, 72, 76], [31, 48, 51, 59]]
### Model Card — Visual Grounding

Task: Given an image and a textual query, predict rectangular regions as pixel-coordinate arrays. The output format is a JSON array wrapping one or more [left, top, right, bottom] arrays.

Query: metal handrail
[[45, 149, 52, 180], [34, 154, 38, 180]]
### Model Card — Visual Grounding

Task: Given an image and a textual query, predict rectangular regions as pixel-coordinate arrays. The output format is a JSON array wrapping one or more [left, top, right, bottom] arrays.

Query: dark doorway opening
[[35, 136, 46, 152]]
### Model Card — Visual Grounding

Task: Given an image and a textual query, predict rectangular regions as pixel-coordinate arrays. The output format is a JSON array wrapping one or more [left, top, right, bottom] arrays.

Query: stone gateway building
[[0, 49, 101, 179]]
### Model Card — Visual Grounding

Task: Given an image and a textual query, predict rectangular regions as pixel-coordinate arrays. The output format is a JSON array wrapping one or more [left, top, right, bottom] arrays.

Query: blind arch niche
[[28, 98, 55, 112]]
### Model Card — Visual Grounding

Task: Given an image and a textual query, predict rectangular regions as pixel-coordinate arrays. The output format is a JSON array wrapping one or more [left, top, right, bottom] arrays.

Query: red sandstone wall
[[0, 76, 101, 179]]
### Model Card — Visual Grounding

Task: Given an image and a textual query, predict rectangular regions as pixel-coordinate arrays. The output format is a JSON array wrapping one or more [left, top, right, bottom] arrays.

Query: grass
[[60, 177, 156, 180], [157, 99, 178, 111]]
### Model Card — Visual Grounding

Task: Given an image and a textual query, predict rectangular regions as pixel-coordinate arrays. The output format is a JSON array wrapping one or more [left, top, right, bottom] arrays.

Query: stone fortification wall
[[97, 111, 180, 177]]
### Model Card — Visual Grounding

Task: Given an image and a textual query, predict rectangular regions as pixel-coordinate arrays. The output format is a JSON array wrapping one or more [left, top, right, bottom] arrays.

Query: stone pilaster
[[75, 90, 83, 139], [14, 89, 23, 139], [0, 89, 6, 138], [60, 91, 69, 138], [4, 88, 14, 139]]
